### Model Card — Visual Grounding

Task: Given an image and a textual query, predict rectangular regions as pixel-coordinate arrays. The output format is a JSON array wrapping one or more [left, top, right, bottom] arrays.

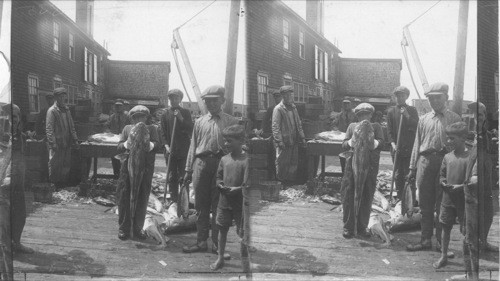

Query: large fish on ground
[[351, 120, 375, 236], [368, 213, 392, 246], [143, 214, 169, 249], [177, 180, 189, 219], [127, 122, 150, 238]]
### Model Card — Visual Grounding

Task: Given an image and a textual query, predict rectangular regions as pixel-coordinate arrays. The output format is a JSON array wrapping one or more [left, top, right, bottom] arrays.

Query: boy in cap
[[406, 82, 462, 252], [106, 100, 130, 178], [433, 122, 469, 269], [160, 89, 193, 202], [210, 124, 250, 272], [271, 85, 306, 187], [386, 86, 419, 200], [116, 105, 160, 240], [341, 102, 385, 238], [46, 87, 79, 190], [183, 86, 238, 256]]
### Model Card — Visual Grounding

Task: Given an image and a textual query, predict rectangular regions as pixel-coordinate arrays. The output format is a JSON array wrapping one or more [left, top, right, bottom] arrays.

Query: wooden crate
[[32, 183, 53, 203], [257, 181, 280, 202], [250, 154, 268, 169]]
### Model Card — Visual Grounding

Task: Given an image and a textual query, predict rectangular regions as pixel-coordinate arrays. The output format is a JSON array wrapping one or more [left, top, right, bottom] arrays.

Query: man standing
[[182, 86, 238, 257], [160, 89, 193, 202], [386, 86, 419, 200], [272, 85, 306, 187], [332, 100, 357, 133], [261, 90, 282, 139], [406, 83, 461, 252], [46, 87, 79, 190], [106, 100, 130, 178], [34, 94, 54, 182]]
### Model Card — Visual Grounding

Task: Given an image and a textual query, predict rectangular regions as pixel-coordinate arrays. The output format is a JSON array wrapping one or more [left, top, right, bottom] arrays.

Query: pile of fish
[[309, 130, 346, 143], [88, 133, 121, 144]]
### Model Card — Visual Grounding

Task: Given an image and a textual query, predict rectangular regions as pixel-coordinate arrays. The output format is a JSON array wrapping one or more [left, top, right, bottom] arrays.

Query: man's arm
[[408, 107, 419, 131], [160, 111, 171, 146], [439, 156, 448, 188], [149, 125, 161, 152], [342, 123, 354, 150], [409, 118, 423, 170], [271, 107, 283, 146], [386, 108, 395, 144], [185, 121, 198, 173], [182, 108, 194, 136], [117, 126, 128, 153], [45, 109, 56, 148]]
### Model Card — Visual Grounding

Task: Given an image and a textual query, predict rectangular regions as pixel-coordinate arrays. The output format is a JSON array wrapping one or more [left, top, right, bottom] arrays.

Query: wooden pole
[[451, 0, 469, 116], [403, 26, 429, 93], [172, 29, 206, 114], [223, 0, 241, 115]]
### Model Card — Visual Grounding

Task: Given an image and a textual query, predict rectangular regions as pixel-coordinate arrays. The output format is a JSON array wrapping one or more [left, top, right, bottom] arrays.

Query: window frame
[[283, 18, 290, 52], [299, 31, 305, 59], [53, 21, 60, 53], [84, 48, 98, 84], [257, 73, 269, 110], [28, 75, 40, 113], [69, 33, 75, 61]]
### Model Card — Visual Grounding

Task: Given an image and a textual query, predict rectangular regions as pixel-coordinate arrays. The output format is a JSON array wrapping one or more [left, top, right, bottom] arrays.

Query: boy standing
[[433, 122, 469, 269], [210, 124, 250, 272], [116, 105, 161, 240]]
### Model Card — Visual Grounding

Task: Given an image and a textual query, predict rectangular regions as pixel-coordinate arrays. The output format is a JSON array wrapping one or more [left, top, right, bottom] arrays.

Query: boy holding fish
[[116, 105, 161, 241], [341, 103, 385, 239], [433, 122, 469, 269], [210, 124, 250, 272]]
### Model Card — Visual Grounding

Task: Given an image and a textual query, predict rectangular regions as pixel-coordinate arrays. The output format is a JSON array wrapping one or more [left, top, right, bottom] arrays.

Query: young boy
[[116, 105, 160, 240], [210, 124, 250, 273], [433, 122, 469, 269]]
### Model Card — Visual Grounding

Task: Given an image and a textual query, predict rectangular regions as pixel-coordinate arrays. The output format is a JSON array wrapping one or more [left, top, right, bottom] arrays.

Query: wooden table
[[79, 142, 119, 183], [306, 141, 344, 179]]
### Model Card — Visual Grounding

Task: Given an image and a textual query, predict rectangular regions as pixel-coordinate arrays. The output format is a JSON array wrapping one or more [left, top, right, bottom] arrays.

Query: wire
[[171, 45, 192, 103], [175, 0, 217, 30], [400, 42, 423, 101], [406, 0, 442, 28]]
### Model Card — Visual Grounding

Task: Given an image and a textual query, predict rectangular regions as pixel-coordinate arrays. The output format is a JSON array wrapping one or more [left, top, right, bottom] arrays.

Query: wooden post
[[172, 29, 206, 114], [451, 0, 469, 116], [223, 0, 241, 115], [403, 26, 429, 93]]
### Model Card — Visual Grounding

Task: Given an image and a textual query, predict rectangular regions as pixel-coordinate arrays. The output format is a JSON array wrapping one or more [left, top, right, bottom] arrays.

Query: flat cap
[[393, 86, 410, 96], [1, 103, 20, 116], [279, 85, 294, 94], [467, 102, 486, 114], [45, 93, 54, 98], [128, 105, 150, 118], [202, 85, 225, 99], [272, 89, 281, 96], [167, 89, 184, 99], [342, 99, 351, 103], [123, 100, 130, 105], [425, 82, 448, 96], [354, 103, 375, 115], [114, 100, 123, 106], [53, 87, 68, 96]]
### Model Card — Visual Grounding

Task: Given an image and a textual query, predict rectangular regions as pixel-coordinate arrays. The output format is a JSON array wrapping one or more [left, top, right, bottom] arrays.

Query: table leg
[[93, 157, 98, 184], [321, 156, 326, 180]]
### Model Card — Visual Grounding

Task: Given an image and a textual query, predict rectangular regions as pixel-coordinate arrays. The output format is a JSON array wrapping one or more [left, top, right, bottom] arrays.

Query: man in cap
[[182, 85, 238, 256], [106, 100, 130, 178], [341, 103, 385, 238], [386, 86, 419, 200], [34, 93, 54, 182], [332, 100, 357, 133], [123, 100, 131, 116], [271, 85, 306, 187], [46, 87, 79, 190], [261, 89, 282, 138], [406, 83, 461, 252], [160, 89, 193, 202]]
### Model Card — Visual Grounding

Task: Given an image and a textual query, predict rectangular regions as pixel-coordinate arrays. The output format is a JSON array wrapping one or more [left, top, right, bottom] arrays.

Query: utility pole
[[172, 29, 206, 114], [451, 0, 469, 116], [223, 0, 241, 115], [403, 26, 429, 93]]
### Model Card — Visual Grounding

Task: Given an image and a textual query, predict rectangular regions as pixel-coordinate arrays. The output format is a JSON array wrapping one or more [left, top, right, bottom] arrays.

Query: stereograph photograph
[[0, 0, 498, 280]]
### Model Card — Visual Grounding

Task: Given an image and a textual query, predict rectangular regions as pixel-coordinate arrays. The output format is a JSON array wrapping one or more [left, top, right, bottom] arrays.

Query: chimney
[[306, 0, 324, 36], [76, 0, 94, 38]]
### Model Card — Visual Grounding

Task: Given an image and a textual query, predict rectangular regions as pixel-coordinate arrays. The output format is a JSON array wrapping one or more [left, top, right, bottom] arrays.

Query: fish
[[368, 213, 392, 246], [177, 180, 189, 219], [373, 189, 390, 211], [148, 193, 164, 213], [401, 179, 415, 217], [388, 210, 422, 233], [142, 215, 169, 249], [351, 120, 375, 236], [127, 122, 150, 238], [93, 196, 115, 207], [320, 194, 342, 205]]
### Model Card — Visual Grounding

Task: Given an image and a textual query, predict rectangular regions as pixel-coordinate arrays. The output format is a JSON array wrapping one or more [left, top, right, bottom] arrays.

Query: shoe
[[357, 229, 371, 238], [212, 245, 231, 260], [183, 241, 208, 253], [484, 242, 499, 252], [118, 230, 128, 241], [12, 243, 34, 254], [406, 240, 432, 251], [343, 230, 354, 239], [133, 231, 147, 241]]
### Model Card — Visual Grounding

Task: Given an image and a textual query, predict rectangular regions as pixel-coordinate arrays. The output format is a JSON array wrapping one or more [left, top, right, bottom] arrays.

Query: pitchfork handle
[[389, 108, 405, 202], [164, 112, 178, 203]]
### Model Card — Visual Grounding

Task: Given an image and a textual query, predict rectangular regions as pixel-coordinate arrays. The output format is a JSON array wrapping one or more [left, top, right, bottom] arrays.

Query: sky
[[0, 0, 11, 104], [284, 0, 477, 102]]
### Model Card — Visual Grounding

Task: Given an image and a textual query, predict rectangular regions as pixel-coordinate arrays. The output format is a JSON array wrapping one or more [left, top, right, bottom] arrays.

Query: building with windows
[[11, 0, 109, 124], [246, 0, 341, 120]]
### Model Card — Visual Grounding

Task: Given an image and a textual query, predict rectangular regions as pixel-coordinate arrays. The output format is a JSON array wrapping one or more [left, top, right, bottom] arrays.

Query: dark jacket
[[106, 112, 130, 135], [46, 103, 78, 149], [160, 106, 193, 157], [272, 101, 305, 147], [386, 105, 419, 156]]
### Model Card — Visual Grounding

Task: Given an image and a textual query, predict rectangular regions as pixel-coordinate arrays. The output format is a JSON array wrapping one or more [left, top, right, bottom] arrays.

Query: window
[[28, 75, 40, 113], [257, 74, 268, 110], [314, 46, 329, 82], [69, 34, 75, 61], [63, 85, 77, 105], [299, 31, 305, 59], [283, 19, 289, 51], [53, 22, 60, 53], [84, 48, 98, 85], [293, 82, 309, 103]]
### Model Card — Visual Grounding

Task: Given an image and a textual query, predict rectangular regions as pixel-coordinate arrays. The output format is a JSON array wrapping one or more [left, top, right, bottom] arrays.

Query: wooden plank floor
[[13, 203, 249, 280], [249, 190, 500, 280]]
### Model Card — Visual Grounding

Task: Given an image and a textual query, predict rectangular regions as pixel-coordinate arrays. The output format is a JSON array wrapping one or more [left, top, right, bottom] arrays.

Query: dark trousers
[[416, 154, 443, 242], [0, 185, 12, 280], [391, 149, 411, 200], [342, 153, 379, 232], [192, 156, 220, 245], [164, 153, 187, 202], [117, 157, 154, 235], [111, 157, 121, 178]]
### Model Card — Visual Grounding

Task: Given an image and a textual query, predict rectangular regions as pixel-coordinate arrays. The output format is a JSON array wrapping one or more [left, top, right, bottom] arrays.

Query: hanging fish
[[351, 120, 375, 236], [177, 180, 190, 219], [127, 122, 150, 238], [401, 179, 415, 217]]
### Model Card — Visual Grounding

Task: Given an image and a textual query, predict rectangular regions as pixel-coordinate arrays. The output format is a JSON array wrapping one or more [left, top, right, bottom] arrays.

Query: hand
[[342, 141, 351, 150], [406, 169, 416, 181], [401, 107, 410, 118], [277, 142, 285, 150], [164, 144, 171, 154], [183, 172, 193, 185], [451, 184, 464, 193], [174, 110, 184, 122], [391, 143, 397, 151]]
